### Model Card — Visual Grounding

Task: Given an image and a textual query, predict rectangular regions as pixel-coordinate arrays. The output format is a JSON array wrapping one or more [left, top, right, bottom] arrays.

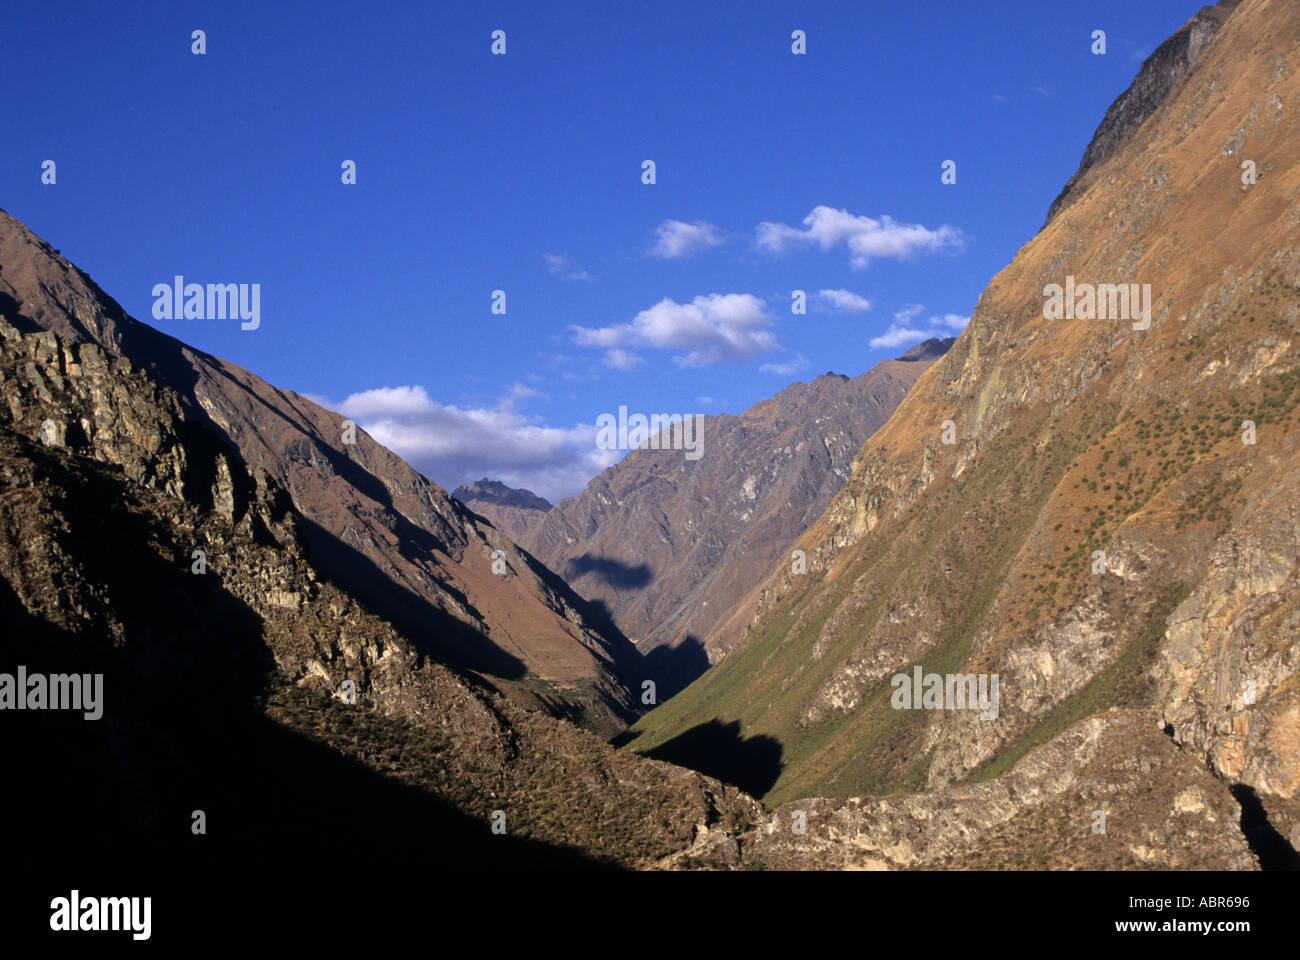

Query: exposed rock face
[[734, 712, 1254, 871], [629, 0, 1300, 863], [0, 317, 297, 548], [521, 343, 949, 692], [0, 212, 642, 733], [1045, 0, 1240, 224], [452, 477, 553, 545]]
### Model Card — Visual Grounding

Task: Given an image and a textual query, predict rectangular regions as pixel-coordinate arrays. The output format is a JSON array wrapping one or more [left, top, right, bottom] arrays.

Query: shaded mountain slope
[[0, 211, 641, 733], [627, 0, 1300, 860]]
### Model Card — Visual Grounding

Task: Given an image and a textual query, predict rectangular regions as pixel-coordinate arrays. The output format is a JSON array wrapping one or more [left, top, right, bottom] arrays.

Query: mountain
[[627, 0, 1300, 861], [0, 208, 641, 734], [0, 314, 1253, 870], [0, 316, 762, 868], [1045, 0, 1239, 225], [520, 341, 952, 694], [452, 477, 553, 545], [5, 0, 1290, 873]]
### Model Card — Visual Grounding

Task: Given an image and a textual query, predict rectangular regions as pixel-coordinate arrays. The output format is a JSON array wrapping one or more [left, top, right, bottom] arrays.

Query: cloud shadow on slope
[[636, 719, 783, 798]]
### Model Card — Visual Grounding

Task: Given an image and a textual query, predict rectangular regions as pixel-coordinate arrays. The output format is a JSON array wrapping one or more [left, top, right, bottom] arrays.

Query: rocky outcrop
[[1044, 0, 1241, 224], [0, 317, 297, 549], [737, 712, 1255, 870]]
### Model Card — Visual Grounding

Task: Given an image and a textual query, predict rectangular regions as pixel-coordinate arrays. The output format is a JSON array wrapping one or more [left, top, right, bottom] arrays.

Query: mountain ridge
[[627, 0, 1300, 859], [519, 340, 952, 695], [0, 208, 643, 734]]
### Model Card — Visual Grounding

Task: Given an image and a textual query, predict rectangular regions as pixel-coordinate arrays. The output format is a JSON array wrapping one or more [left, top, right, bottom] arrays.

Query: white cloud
[[543, 253, 592, 281], [603, 349, 644, 371], [817, 288, 872, 313], [868, 305, 969, 350], [756, 205, 964, 269], [868, 326, 933, 349], [570, 293, 779, 367], [333, 384, 615, 502], [759, 354, 810, 376], [506, 381, 545, 404], [648, 220, 726, 258], [340, 384, 435, 418]]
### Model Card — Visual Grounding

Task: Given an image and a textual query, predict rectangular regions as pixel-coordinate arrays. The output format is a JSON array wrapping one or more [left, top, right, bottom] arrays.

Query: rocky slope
[[0, 319, 765, 868], [452, 477, 553, 545], [0, 212, 642, 733], [706, 711, 1255, 870], [0, 224, 1263, 874], [627, 0, 1300, 862], [521, 340, 951, 694], [1046, 1, 1240, 224]]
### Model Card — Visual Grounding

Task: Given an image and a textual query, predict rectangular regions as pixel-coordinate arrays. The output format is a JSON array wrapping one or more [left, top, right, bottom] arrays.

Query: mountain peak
[[452, 478, 553, 544], [896, 336, 956, 362], [452, 478, 553, 513], [1043, 0, 1241, 225]]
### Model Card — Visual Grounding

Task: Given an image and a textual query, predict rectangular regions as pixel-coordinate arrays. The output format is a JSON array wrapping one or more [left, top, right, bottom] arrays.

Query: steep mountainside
[[1046, 0, 1240, 224], [0, 317, 764, 868], [627, 0, 1300, 856], [522, 339, 951, 693], [452, 477, 553, 545], [0, 212, 641, 733], [0, 318, 1253, 869]]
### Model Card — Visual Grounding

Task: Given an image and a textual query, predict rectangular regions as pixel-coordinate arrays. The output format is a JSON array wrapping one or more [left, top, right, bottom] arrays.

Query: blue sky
[[4, 0, 1201, 500]]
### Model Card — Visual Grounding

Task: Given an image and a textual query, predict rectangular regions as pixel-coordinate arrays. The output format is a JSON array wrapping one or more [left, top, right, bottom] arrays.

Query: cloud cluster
[[648, 220, 726, 259], [817, 288, 872, 312], [334, 384, 616, 502], [570, 293, 779, 368], [757, 206, 964, 269], [868, 304, 968, 349], [758, 354, 810, 377], [543, 253, 592, 281]]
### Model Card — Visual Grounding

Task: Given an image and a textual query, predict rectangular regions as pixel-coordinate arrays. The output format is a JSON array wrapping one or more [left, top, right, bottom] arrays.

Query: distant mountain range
[[451, 478, 553, 545], [468, 339, 953, 697]]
